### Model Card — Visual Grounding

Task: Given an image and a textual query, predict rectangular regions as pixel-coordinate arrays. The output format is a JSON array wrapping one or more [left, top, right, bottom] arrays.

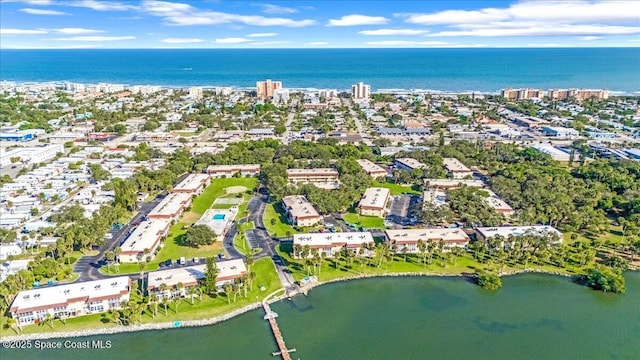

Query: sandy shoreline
[[0, 268, 577, 341]]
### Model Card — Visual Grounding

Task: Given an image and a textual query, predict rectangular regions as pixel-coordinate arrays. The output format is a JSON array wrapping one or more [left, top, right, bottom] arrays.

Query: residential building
[[147, 192, 192, 221], [287, 168, 340, 189], [119, 220, 171, 263], [547, 89, 609, 101], [173, 173, 210, 195], [147, 259, 248, 298], [188, 87, 203, 100], [273, 88, 290, 103], [351, 82, 370, 100], [423, 189, 448, 208], [293, 232, 374, 258], [256, 79, 282, 99], [9, 277, 130, 326], [442, 158, 473, 179], [501, 88, 545, 100], [385, 228, 470, 252], [531, 144, 571, 161], [281, 195, 322, 227], [206, 164, 261, 178], [483, 190, 515, 217], [423, 179, 485, 189], [355, 159, 388, 178], [394, 158, 427, 172], [475, 226, 563, 247], [358, 187, 391, 217]]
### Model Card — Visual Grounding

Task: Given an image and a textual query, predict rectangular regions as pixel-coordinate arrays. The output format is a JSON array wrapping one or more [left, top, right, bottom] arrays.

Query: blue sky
[[0, 0, 639, 49]]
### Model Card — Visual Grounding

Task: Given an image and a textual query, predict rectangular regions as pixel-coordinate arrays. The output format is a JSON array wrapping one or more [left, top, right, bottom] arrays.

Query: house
[[146, 259, 248, 298], [442, 158, 473, 179], [281, 195, 322, 227], [385, 228, 470, 252], [206, 164, 261, 178], [293, 232, 374, 258], [358, 187, 391, 218], [9, 277, 130, 326]]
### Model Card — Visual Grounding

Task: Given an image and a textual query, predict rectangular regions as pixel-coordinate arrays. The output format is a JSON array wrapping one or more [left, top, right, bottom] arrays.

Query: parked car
[[178, 257, 186, 265], [193, 257, 199, 264]]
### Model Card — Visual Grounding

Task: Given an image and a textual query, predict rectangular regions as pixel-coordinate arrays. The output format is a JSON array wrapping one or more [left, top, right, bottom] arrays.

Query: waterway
[[4, 273, 639, 360]]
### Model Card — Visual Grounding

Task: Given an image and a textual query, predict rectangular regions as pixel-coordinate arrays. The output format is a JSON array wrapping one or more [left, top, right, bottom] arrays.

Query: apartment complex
[[394, 158, 427, 172], [356, 159, 388, 178], [475, 225, 563, 246], [293, 232, 374, 258], [206, 164, 261, 178], [501, 88, 545, 100], [385, 228, 470, 252], [442, 158, 473, 179], [9, 277, 130, 325], [287, 168, 340, 189], [119, 220, 171, 263], [256, 79, 282, 99], [423, 179, 485, 189], [147, 259, 248, 298], [358, 187, 391, 217], [352, 82, 370, 100], [173, 173, 210, 195], [281, 195, 322, 227], [147, 192, 193, 221], [548, 89, 609, 101]]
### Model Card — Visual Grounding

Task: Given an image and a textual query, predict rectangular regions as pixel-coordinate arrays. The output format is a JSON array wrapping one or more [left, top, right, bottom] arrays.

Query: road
[[342, 98, 373, 146], [73, 193, 165, 282]]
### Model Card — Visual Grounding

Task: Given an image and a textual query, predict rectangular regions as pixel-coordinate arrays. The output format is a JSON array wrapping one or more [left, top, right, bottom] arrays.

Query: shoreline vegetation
[[2, 268, 631, 342]]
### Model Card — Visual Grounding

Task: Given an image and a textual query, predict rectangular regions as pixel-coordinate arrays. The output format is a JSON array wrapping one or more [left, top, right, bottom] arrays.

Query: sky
[[0, 0, 639, 49]]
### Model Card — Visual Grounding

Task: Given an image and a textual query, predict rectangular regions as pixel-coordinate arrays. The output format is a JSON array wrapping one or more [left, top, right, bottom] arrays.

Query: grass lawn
[[191, 177, 258, 215], [341, 212, 385, 229], [372, 180, 421, 195], [2, 258, 282, 337], [263, 203, 296, 238]]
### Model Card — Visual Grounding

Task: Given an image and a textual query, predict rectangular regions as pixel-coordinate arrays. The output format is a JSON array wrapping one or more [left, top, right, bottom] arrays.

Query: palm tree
[[44, 312, 53, 328], [223, 284, 233, 304], [148, 294, 158, 318], [5, 317, 19, 334], [186, 286, 196, 305], [172, 296, 181, 314], [161, 296, 169, 316], [176, 282, 184, 298], [138, 261, 147, 295]]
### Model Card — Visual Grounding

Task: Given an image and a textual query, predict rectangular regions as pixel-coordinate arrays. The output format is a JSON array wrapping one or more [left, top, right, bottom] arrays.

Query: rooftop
[[359, 187, 391, 209], [442, 158, 472, 173], [282, 195, 321, 219], [148, 192, 192, 218], [356, 159, 388, 176], [385, 228, 470, 243], [287, 168, 339, 176], [424, 179, 485, 189], [147, 259, 247, 290], [173, 173, 210, 192], [293, 232, 374, 247], [394, 157, 427, 170], [120, 220, 170, 255], [476, 226, 563, 241]]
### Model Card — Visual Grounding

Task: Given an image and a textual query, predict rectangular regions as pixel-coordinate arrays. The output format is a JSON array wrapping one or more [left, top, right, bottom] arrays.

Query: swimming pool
[[212, 214, 225, 220]]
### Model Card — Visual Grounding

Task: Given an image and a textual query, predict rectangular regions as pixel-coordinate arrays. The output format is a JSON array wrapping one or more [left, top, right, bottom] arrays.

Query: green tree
[[204, 257, 218, 296], [183, 224, 217, 247], [476, 271, 502, 290]]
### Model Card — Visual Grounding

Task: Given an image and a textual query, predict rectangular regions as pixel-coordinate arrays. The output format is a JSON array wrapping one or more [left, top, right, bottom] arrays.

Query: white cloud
[[67, 0, 137, 11], [580, 36, 602, 41], [359, 29, 428, 36], [328, 14, 389, 27], [307, 41, 328, 46], [248, 33, 278, 37], [19, 7, 68, 15], [53, 35, 136, 41], [161, 38, 205, 44], [214, 37, 253, 44], [258, 4, 297, 14], [0, 28, 47, 35], [429, 25, 640, 37], [365, 40, 451, 46], [54, 27, 105, 34], [0, 0, 53, 4], [141, 1, 314, 27]]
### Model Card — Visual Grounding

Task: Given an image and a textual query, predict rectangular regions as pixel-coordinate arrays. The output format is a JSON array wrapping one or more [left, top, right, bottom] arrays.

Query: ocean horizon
[[1, 48, 639, 94]]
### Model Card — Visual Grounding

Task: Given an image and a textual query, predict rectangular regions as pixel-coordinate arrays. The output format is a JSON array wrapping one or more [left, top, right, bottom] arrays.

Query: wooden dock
[[263, 301, 295, 360]]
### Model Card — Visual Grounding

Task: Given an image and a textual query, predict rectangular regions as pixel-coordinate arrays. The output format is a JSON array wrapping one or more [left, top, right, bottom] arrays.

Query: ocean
[[4, 273, 640, 360], [1, 48, 639, 93]]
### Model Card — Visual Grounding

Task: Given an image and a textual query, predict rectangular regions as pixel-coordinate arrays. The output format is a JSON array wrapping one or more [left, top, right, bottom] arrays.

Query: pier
[[263, 291, 296, 360]]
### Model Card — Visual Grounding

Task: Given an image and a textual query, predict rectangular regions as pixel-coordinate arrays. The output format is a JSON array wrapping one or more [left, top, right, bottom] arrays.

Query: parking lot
[[387, 194, 421, 226], [245, 229, 262, 250]]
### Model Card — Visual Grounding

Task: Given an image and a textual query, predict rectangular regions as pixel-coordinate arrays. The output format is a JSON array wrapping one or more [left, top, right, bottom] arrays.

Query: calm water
[[4, 273, 639, 360], [1, 48, 639, 93]]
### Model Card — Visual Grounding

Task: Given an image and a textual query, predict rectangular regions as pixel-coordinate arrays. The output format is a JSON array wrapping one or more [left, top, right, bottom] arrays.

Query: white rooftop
[[359, 187, 390, 210], [356, 159, 387, 176], [287, 168, 339, 176], [385, 228, 470, 243], [173, 173, 210, 192], [293, 232, 374, 247], [424, 179, 485, 189], [442, 158, 472, 173], [395, 157, 427, 170], [147, 259, 247, 290], [282, 195, 321, 219], [423, 190, 448, 207], [476, 226, 563, 241], [120, 220, 170, 254], [10, 276, 130, 313], [148, 192, 192, 218]]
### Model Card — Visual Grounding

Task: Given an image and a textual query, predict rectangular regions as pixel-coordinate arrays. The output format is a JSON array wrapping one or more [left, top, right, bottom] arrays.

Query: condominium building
[[385, 228, 470, 252], [9, 277, 131, 326], [501, 88, 545, 100], [287, 168, 340, 189], [394, 158, 427, 172], [351, 82, 370, 100], [356, 159, 388, 178], [281, 195, 322, 227], [256, 79, 282, 99], [475, 226, 563, 247], [188, 87, 203, 100], [273, 88, 290, 103], [147, 259, 248, 298], [547, 89, 609, 102], [206, 164, 261, 178], [358, 187, 391, 217], [423, 179, 485, 189], [119, 220, 171, 263], [147, 192, 193, 221], [442, 158, 473, 179], [173, 173, 210, 195], [293, 232, 374, 258], [483, 190, 515, 216]]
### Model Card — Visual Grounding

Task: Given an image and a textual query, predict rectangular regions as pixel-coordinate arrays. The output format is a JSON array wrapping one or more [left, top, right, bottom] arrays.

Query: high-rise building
[[256, 79, 282, 99], [352, 82, 370, 100], [501, 88, 545, 100]]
